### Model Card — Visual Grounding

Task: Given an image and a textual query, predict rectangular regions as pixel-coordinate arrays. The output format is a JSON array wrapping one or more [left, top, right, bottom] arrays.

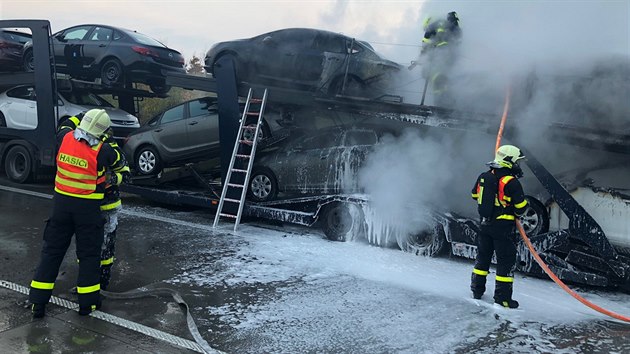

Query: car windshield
[[60, 91, 113, 107], [127, 31, 166, 47], [2, 30, 32, 43]]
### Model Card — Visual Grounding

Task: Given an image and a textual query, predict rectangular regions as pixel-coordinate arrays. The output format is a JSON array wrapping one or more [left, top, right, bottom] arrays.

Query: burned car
[[0, 29, 31, 72], [248, 125, 390, 202], [204, 28, 402, 97], [23, 24, 185, 94]]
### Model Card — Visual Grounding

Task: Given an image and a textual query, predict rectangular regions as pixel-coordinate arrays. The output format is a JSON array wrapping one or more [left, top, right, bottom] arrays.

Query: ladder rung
[[224, 198, 240, 203], [239, 140, 253, 145], [250, 98, 263, 103], [227, 183, 244, 188], [219, 213, 237, 219], [246, 111, 259, 116], [231, 168, 247, 173], [236, 154, 251, 158], [242, 126, 256, 130]]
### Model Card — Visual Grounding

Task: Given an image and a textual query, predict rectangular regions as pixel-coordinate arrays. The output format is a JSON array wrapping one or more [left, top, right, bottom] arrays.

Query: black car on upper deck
[[204, 28, 401, 97], [0, 29, 31, 72], [23, 24, 185, 94]]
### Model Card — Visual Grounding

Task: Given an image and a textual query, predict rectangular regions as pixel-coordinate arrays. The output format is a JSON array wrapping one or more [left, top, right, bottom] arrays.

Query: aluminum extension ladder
[[213, 88, 268, 231]]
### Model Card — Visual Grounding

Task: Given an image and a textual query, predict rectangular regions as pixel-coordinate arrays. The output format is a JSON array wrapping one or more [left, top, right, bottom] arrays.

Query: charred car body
[[204, 28, 401, 97], [23, 24, 185, 94]]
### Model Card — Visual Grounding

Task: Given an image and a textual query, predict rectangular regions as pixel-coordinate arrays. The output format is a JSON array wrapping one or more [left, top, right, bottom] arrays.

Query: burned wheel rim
[[138, 150, 156, 174], [242, 124, 263, 142], [24, 50, 35, 72], [325, 205, 353, 238], [251, 174, 272, 199], [519, 206, 540, 235]]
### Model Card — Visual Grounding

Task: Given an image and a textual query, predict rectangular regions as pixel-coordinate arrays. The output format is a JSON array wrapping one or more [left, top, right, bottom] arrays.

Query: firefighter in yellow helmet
[[418, 11, 462, 105], [29, 109, 127, 318], [470, 145, 529, 309]]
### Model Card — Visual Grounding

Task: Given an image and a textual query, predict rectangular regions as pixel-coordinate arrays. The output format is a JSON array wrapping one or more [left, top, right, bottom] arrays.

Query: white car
[[0, 85, 140, 139]]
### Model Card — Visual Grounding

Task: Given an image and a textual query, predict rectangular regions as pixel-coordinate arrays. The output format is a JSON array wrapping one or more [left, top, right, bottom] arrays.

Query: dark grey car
[[0, 29, 31, 71], [204, 28, 401, 97], [248, 126, 386, 202]]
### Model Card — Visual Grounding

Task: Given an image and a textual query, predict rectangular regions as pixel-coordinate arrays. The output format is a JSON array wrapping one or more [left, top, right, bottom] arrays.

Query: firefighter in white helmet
[[29, 109, 127, 318], [470, 145, 529, 309]]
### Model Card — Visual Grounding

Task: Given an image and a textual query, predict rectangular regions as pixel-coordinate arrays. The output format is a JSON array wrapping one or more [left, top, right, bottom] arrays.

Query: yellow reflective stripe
[[114, 165, 130, 173], [437, 28, 445, 33], [31, 280, 54, 290], [55, 175, 96, 191], [77, 284, 100, 294], [57, 166, 97, 181], [496, 214, 515, 220], [494, 198, 500, 206], [515, 200, 528, 209], [496, 275, 514, 283], [422, 38, 432, 43], [502, 176, 515, 184], [473, 268, 489, 276], [69, 116, 80, 126], [90, 141, 104, 151], [477, 186, 484, 205], [100, 257, 114, 266], [54, 187, 104, 200], [504, 196, 512, 202], [471, 193, 479, 199], [101, 199, 122, 211], [436, 41, 449, 47]]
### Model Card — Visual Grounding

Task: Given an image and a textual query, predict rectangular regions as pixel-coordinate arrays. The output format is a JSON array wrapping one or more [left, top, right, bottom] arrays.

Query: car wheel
[[248, 168, 277, 202], [0, 112, 6, 127], [23, 48, 35, 72], [328, 75, 366, 97], [135, 146, 162, 175], [398, 223, 448, 257], [4, 145, 33, 183], [321, 202, 366, 242], [519, 196, 549, 235], [149, 83, 171, 95], [242, 120, 271, 142], [101, 59, 124, 86]]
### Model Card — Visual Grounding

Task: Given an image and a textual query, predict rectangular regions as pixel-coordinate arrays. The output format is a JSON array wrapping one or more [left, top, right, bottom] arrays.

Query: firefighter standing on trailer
[[470, 145, 528, 309], [29, 109, 126, 318], [418, 11, 461, 104]]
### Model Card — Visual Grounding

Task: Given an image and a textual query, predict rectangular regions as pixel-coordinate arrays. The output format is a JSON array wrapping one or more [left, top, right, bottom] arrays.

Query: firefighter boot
[[470, 269, 488, 299], [494, 280, 519, 309], [31, 303, 46, 318], [78, 298, 102, 316]]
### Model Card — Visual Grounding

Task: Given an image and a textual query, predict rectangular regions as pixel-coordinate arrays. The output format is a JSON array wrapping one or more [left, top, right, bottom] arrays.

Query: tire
[[248, 168, 277, 202], [23, 48, 35, 72], [242, 120, 271, 143], [398, 222, 448, 257], [100, 59, 124, 86], [519, 196, 549, 235], [135, 146, 162, 175], [149, 83, 171, 95], [4, 145, 34, 183], [321, 202, 366, 242], [213, 53, 246, 82], [0, 111, 6, 127], [328, 75, 366, 97]]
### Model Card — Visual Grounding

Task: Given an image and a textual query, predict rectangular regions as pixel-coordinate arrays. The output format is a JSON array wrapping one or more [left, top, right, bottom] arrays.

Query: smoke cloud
[[356, 0, 629, 241]]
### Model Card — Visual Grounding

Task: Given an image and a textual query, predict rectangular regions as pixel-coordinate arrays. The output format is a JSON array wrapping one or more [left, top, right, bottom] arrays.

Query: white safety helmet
[[490, 145, 525, 169], [79, 109, 111, 138]]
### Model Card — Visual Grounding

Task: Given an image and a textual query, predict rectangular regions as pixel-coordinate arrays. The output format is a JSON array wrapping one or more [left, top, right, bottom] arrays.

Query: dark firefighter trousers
[[470, 223, 517, 302], [29, 194, 104, 308]]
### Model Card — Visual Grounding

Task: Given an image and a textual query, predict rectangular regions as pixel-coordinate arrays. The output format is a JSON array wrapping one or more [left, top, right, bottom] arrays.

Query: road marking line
[[0, 280, 212, 353]]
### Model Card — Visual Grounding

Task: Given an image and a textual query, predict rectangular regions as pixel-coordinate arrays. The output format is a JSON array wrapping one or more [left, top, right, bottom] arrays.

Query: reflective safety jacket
[[422, 17, 462, 49], [471, 169, 528, 223], [55, 133, 106, 199]]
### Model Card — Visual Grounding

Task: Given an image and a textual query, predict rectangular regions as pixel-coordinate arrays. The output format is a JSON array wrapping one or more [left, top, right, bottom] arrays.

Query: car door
[[53, 25, 93, 74], [4, 86, 34, 129], [282, 129, 341, 194], [298, 32, 345, 84], [257, 29, 315, 82], [150, 103, 188, 161], [185, 98, 220, 158], [328, 129, 378, 192], [81, 26, 113, 69]]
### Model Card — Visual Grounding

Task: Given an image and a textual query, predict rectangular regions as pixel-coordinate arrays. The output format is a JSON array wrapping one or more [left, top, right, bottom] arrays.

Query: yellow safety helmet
[[492, 145, 525, 169], [79, 109, 111, 138]]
